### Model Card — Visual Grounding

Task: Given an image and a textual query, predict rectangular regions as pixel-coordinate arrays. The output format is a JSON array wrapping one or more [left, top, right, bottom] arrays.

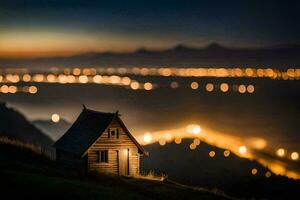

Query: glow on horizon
[[0, 30, 173, 58]]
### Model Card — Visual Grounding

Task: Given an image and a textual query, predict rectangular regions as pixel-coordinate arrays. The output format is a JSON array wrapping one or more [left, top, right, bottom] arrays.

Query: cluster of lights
[[189, 138, 201, 150], [189, 82, 255, 94], [139, 123, 300, 179], [251, 168, 272, 178], [0, 73, 154, 91], [0, 85, 38, 94], [276, 148, 299, 161], [44, 67, 300, 80]]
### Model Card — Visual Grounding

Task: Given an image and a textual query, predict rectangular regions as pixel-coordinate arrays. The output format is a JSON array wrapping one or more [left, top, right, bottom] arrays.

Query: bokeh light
[[276, 148, 286, 157], [51, 113, 60, 123], [238, 145, 247, 155]]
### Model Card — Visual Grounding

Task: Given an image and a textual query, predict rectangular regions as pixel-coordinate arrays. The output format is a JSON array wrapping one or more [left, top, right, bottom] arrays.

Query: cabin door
[[119, 149, 129, 176]]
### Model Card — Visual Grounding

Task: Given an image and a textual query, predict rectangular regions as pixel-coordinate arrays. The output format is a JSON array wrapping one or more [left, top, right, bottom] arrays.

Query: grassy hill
[[0, 140, 232, 200], [142, 139, 300, 199], [0, 102, 53, 146]]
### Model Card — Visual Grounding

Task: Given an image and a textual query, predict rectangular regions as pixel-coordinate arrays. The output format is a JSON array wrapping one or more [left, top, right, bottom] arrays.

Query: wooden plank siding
[[86, 118, 140, 175]]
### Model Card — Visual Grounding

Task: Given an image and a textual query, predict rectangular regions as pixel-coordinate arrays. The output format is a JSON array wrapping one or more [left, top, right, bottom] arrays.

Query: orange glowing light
[[1, 85, 9, 93], [238, 145, 247, 155], [121, 77, 131, 85], [220, 83, 229, 92], [73, 68, 81, 75], [291, 152, 299, 160], [186, 124, 201, 135], [33, 74, 44, 82], [209, 151, 216, 157], [276, 148, 285, 157], [174, 137, 182, 144], [110, 75, 121, 84], [51, 113, 60, 123], [251, 168, 258, 175], [78, 75, 88, 83], [223, 150, 230, 157], [159, 139, 166, 146], [22, 74, 31, 82], [130, 81, 140, 90], [93, 75, 102, 83], [193, 138, 201, 146], [238, 85, 246, 93], [265, 171, 272, 178], [28, 86, 38, 94], [47, 74, 56, 82], [8, 86, 17, 93], [247, 85, 255, 93], [206, 83, 214, 92], [144, 82, 153, 90], [190, 143, 196, 150], [143, 133, 152, 144], [190, 82, 199, 90]]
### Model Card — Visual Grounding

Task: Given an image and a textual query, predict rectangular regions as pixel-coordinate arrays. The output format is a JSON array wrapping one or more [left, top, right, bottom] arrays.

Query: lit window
[[108, 128, 119, 139], [97, 150, 108, 163]]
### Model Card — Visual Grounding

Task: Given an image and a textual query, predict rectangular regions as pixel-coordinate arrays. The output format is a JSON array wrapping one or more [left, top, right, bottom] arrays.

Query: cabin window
[[108, 128, 119, 139], [97, 150, 108, 163]]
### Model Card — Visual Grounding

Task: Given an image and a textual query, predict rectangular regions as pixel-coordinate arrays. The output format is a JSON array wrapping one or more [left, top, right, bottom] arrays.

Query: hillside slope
[[33, 119, 71, 141], [141, 139, 300, 199], [0, 142, 231, 200], [0, 102, 53, 146]]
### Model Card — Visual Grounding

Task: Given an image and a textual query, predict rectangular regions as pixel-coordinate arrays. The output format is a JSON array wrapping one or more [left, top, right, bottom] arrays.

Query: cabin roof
[[54, 107, 147, 156]]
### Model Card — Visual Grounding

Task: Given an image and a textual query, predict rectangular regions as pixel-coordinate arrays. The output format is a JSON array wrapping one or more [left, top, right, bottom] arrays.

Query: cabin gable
[[86, 117, 140, 175]]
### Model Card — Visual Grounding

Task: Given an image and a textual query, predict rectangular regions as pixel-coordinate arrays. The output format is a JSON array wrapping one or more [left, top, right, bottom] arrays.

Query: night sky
[[0, 0, 300, 58]]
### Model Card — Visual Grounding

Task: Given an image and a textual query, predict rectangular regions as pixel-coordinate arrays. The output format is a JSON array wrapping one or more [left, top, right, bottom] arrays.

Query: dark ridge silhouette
[[0, 102, 53, 146], [141, 139, 300, 199], [1, 43, 300, 68], [33, 119, 71, 142]]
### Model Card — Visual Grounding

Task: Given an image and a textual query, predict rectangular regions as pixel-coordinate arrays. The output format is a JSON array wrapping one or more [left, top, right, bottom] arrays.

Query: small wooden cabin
[[54, 107, 147, 176]]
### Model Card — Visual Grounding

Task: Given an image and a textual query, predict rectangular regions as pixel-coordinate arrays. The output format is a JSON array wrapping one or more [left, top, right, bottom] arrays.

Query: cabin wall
[[87, 118, 140, 175], [56, 149, 85, 172]]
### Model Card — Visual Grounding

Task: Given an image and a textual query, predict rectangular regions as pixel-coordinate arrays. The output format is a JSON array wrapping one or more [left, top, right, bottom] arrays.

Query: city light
[[291, 152, 299, 161], [206, 83, 214, 92], [144, 82, 153, 90], [174, 137, 182, 144], [220, 83, 229, 92], [190, 82, 199, 90], [186, 124, 202, 135], [143, 133, 152, 144], [238, 145, 247, 155], [223, 150, 230, 157], [51, 114, 60, 123], [209, 151, 216, 157], [276, 148, 286, 157], [265, 171, 272, 178], [251, 168, 258, 175]]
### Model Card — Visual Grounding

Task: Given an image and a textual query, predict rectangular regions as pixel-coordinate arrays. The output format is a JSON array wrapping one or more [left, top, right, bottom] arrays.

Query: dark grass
[[0, 142, 231, 200]]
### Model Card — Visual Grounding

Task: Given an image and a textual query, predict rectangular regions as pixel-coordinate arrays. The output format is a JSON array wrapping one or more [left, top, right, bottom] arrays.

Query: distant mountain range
[[33, 119, 71, 141], [0, 102, 53, 146], [1, 43, 300, 68]]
